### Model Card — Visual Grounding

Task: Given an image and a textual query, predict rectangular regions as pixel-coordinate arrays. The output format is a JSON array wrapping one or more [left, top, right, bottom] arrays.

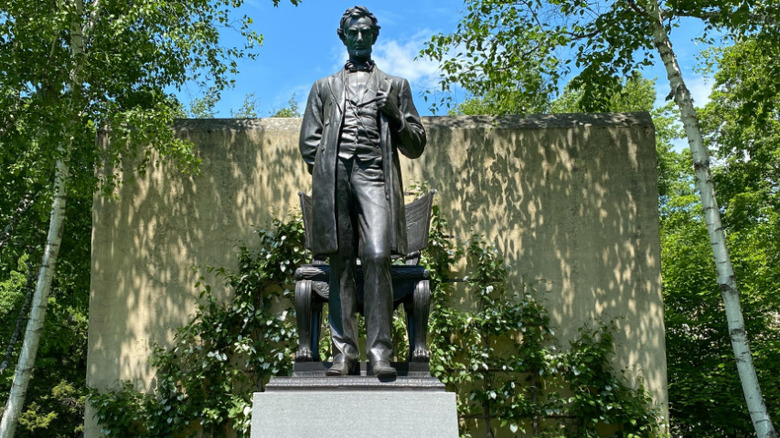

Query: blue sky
[[180, 1, 716, 118]]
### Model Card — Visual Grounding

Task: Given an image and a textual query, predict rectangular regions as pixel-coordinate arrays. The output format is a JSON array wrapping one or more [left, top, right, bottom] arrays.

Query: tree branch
[[564, 29, 600, 40], [625, 0, 649, 18], [516, 0, 546, 29], [672, 9, 777, 26]]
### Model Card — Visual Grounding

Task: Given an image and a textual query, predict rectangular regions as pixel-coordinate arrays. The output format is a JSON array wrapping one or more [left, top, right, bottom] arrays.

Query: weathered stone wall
[[85, 114, 666, 436]]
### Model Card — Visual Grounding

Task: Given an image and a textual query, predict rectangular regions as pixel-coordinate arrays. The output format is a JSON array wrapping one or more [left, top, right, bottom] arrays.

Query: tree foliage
[[270, 94, 301, 118], [423, 0, 778, 114], [0, 0, 298, 435], [422, 0, 654, 114], [660, 37, 780, 436], [0, 166, 92, 438], [424, 1, 779, 435], [231, 92, 261, 118]]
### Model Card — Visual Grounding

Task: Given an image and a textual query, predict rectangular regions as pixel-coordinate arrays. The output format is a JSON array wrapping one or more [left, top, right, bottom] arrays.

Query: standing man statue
[[299, 6, 426, 379]]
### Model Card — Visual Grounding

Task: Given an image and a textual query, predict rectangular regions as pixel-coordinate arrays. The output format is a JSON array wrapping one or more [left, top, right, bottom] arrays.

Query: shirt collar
[[345, 60, 375, 72]]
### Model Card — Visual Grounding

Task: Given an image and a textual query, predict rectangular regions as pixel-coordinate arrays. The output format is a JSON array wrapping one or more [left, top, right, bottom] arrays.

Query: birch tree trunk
[[644, 1, 777, 436], [0, 0, 90, 435], [0, 153, 69, 438]]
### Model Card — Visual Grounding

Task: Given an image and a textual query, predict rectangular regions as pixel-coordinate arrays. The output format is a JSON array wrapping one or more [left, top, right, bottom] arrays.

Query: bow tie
[[345, 60, 375, 72]]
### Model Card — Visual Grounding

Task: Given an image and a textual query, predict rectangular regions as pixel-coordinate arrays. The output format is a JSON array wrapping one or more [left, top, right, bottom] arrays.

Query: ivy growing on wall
[[423, 207, 660, 437], [89, 218, 307, 436], [89, 207, 661, 437]]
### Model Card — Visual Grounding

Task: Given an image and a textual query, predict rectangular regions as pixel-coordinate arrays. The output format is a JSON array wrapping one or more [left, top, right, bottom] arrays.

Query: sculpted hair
[[337, 6, 380, 41]]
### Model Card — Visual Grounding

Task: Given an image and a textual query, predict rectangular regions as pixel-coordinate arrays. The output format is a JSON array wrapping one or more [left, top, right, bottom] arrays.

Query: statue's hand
[[377, 82, 402, 122]]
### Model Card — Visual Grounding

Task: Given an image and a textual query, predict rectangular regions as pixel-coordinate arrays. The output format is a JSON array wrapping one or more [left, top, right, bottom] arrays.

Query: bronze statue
[[299, 6, 426, 378]]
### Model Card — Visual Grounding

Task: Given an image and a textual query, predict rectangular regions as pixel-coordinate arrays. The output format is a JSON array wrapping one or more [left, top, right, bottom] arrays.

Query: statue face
[[342, 16, 375, 61]]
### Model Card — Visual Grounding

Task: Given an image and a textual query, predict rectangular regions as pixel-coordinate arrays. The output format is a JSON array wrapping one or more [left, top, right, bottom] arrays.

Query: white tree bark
[[643, 1, 777, 436], [0, 0, 96, 435], [0, 153, 69, 438]]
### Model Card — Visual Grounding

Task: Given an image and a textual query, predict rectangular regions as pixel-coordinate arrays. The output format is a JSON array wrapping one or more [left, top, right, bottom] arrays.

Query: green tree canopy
[[0, 0, 298, 435], [423, 1, 779, 435], [659, 37, 780, 435]]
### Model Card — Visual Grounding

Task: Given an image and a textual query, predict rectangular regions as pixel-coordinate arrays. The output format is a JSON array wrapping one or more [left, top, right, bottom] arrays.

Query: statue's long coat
[[299, 67, 426, 256]]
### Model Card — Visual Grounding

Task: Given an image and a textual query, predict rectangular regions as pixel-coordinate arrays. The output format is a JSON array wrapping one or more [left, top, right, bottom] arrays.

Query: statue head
[[337, 6, 381, 62]]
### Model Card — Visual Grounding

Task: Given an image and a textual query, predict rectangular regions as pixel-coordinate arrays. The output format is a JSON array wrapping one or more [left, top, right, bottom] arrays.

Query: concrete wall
[[86, 114, 666, 435]]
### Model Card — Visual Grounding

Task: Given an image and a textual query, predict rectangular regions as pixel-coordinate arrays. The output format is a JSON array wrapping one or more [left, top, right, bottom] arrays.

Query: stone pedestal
[[251, 362, 458, 438]]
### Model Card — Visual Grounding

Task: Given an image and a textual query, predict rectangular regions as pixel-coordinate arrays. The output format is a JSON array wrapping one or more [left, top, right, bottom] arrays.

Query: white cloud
[[373, 37, 441, 90], [330, 30, 442, 93], [654, 75, 713, 109], [687, 76, 713, 108]]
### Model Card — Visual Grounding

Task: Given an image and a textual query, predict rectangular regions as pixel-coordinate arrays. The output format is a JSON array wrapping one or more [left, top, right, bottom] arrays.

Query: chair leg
[[409, 280, 431, 362], [295, 280, 316, 362], [403, 299, 415, 362], [310, 294, 323, 362]]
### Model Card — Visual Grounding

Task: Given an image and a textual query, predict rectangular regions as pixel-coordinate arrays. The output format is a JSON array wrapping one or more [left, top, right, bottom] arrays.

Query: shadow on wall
[[88, 118, 308, 394], [406, 113, 665, 404], [86, 114, 666, 423]]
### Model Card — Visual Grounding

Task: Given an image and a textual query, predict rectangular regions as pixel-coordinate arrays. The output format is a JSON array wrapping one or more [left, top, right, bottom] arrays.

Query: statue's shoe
[[326, 360, 357, 376], [371, 360, 397, 379]]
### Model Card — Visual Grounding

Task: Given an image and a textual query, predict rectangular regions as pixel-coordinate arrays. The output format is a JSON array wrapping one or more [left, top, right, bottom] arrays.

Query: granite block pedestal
[[251, 362, 458, 438]]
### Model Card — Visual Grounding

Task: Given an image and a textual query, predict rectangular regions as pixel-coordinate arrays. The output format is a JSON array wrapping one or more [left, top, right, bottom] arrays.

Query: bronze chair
[[294, 190, 436, 363]]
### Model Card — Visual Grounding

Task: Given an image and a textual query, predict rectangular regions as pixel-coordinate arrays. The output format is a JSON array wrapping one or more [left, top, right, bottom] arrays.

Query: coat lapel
[[366, 68, 381, 101], [327, 70, 346, 115]]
